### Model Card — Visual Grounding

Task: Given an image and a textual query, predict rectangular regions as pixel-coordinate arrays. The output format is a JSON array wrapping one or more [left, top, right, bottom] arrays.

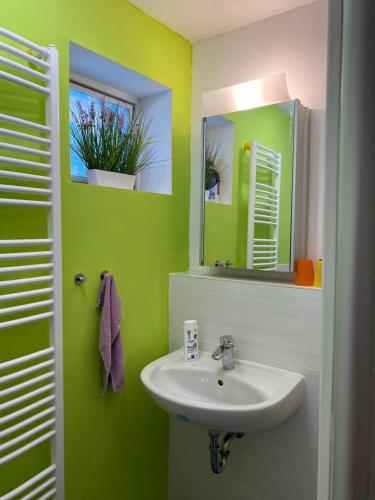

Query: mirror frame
[[199, 99, 310, 280]]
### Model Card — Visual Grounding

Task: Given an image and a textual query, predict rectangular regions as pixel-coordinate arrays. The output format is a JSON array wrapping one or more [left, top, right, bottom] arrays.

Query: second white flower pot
[[205, 183, 219, 202]]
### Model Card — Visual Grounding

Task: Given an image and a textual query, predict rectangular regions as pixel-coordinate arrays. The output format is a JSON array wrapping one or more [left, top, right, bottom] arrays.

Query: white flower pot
[[87, 169, 136, 190], [205, 184, 219, 202]]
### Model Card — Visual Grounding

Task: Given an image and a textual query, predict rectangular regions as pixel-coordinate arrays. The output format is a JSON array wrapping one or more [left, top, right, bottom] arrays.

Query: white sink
[[141, 349, 305, 432]]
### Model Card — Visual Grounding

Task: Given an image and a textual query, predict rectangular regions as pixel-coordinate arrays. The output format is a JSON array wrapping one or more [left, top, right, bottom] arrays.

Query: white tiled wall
[[168, 273, 322, 500]]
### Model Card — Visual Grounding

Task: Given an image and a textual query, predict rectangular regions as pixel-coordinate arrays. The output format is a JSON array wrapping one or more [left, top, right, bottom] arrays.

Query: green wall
[[204, 104, 293, 269], [204, 203, 237, 266], [0, 1, 191, 498]]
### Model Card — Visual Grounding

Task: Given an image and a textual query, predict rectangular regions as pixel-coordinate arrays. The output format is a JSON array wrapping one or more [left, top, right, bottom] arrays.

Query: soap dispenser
[[183, 320, 199, 361]]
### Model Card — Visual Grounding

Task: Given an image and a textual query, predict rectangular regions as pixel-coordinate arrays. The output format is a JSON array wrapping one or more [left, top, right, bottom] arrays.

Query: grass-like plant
[[71, 99, 154, 175], [205, 141, 226, 191], [120, 110, 154, 176]]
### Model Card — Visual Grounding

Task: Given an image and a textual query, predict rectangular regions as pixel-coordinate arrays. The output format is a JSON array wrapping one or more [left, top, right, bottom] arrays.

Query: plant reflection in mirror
[[205, 141, 226, 192]]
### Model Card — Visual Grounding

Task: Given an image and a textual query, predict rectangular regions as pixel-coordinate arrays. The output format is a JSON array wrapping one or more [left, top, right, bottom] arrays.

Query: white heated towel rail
[[247, 141, 282, 271], [0, 28, 64, 499]]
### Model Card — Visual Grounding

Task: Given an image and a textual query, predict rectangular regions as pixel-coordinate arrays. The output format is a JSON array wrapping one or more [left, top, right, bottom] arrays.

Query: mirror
[[201, 99, 309, 272]]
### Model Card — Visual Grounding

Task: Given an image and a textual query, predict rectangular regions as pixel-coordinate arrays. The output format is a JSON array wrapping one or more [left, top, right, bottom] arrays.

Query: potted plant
[[205, 141, 225, 202], [71, 100, 153, 190]]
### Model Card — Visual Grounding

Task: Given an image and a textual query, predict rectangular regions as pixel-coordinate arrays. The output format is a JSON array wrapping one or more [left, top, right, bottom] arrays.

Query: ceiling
[[128, 0, 319, 42]]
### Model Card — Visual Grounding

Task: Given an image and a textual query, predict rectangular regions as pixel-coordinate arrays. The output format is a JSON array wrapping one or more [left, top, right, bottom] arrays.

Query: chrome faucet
[[211, 335, 236, 370]]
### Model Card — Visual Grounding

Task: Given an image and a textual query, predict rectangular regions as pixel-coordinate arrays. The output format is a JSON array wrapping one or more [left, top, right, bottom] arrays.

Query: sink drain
[[217, 379, 224, 386]]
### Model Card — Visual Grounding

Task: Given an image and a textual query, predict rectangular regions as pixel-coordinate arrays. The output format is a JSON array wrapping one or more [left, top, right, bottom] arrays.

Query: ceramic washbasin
[[141, 349, 305, 432]]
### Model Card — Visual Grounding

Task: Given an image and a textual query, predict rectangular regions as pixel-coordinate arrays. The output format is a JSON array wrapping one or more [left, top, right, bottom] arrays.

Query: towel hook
[[74, 273, 87, 285], [100, 270, 109, 280]]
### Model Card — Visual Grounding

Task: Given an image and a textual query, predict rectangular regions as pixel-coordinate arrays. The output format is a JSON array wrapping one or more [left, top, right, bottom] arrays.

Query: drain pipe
[[209, 430, 245, 474]]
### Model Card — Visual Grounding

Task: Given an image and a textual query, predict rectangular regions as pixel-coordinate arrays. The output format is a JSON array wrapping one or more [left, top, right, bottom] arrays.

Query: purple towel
[[96, 273, 124, 392]]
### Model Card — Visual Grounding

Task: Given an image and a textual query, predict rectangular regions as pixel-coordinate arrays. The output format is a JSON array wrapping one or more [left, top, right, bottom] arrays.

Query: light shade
[[202, 73, 291, 116]]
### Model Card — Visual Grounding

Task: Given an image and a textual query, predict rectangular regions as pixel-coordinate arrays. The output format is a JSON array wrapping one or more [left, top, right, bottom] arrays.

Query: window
[[69, 43, 173, 194], [69, 82, 134, 180]]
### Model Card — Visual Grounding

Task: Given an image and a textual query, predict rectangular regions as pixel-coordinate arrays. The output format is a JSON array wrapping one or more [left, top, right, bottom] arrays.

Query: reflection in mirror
[[202, 100, 308, 272]]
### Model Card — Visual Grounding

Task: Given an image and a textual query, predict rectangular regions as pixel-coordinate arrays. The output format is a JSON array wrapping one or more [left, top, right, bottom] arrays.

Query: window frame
[[69, 79, 136, 183]]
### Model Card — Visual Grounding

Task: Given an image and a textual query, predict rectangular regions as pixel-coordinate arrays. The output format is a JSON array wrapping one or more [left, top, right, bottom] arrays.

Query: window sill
[[71, 175, 88, 184], [68, 175, 173, 199]]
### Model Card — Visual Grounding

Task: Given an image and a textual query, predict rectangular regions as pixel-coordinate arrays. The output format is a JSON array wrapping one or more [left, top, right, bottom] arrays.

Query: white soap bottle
[[183, 320, 199, 361]]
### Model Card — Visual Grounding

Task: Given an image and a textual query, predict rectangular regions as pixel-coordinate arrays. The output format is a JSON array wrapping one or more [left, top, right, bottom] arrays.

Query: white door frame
[[318, 0, 375, 498]]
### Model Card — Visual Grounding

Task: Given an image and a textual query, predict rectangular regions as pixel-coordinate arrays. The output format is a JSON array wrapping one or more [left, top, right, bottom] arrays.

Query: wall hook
[[74, 273, 87, 285]]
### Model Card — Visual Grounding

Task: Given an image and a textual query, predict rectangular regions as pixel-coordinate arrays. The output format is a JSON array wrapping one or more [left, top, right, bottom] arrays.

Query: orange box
[[295, 259, 314, 286]]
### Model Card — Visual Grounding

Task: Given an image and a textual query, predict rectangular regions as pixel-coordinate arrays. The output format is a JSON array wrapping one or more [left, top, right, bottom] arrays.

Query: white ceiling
[[128, 0, 319, 42]]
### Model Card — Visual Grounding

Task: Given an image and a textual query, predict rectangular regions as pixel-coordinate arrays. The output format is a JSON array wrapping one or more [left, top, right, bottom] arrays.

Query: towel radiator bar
[[247, 141, 282, 271], [0, 28, 64, 499]]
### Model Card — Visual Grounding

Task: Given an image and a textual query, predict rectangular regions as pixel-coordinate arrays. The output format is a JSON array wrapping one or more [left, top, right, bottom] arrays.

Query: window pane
[[106, 100, 131, 132], [69, 88, 101, 178], [69, 86, 131, 178]]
